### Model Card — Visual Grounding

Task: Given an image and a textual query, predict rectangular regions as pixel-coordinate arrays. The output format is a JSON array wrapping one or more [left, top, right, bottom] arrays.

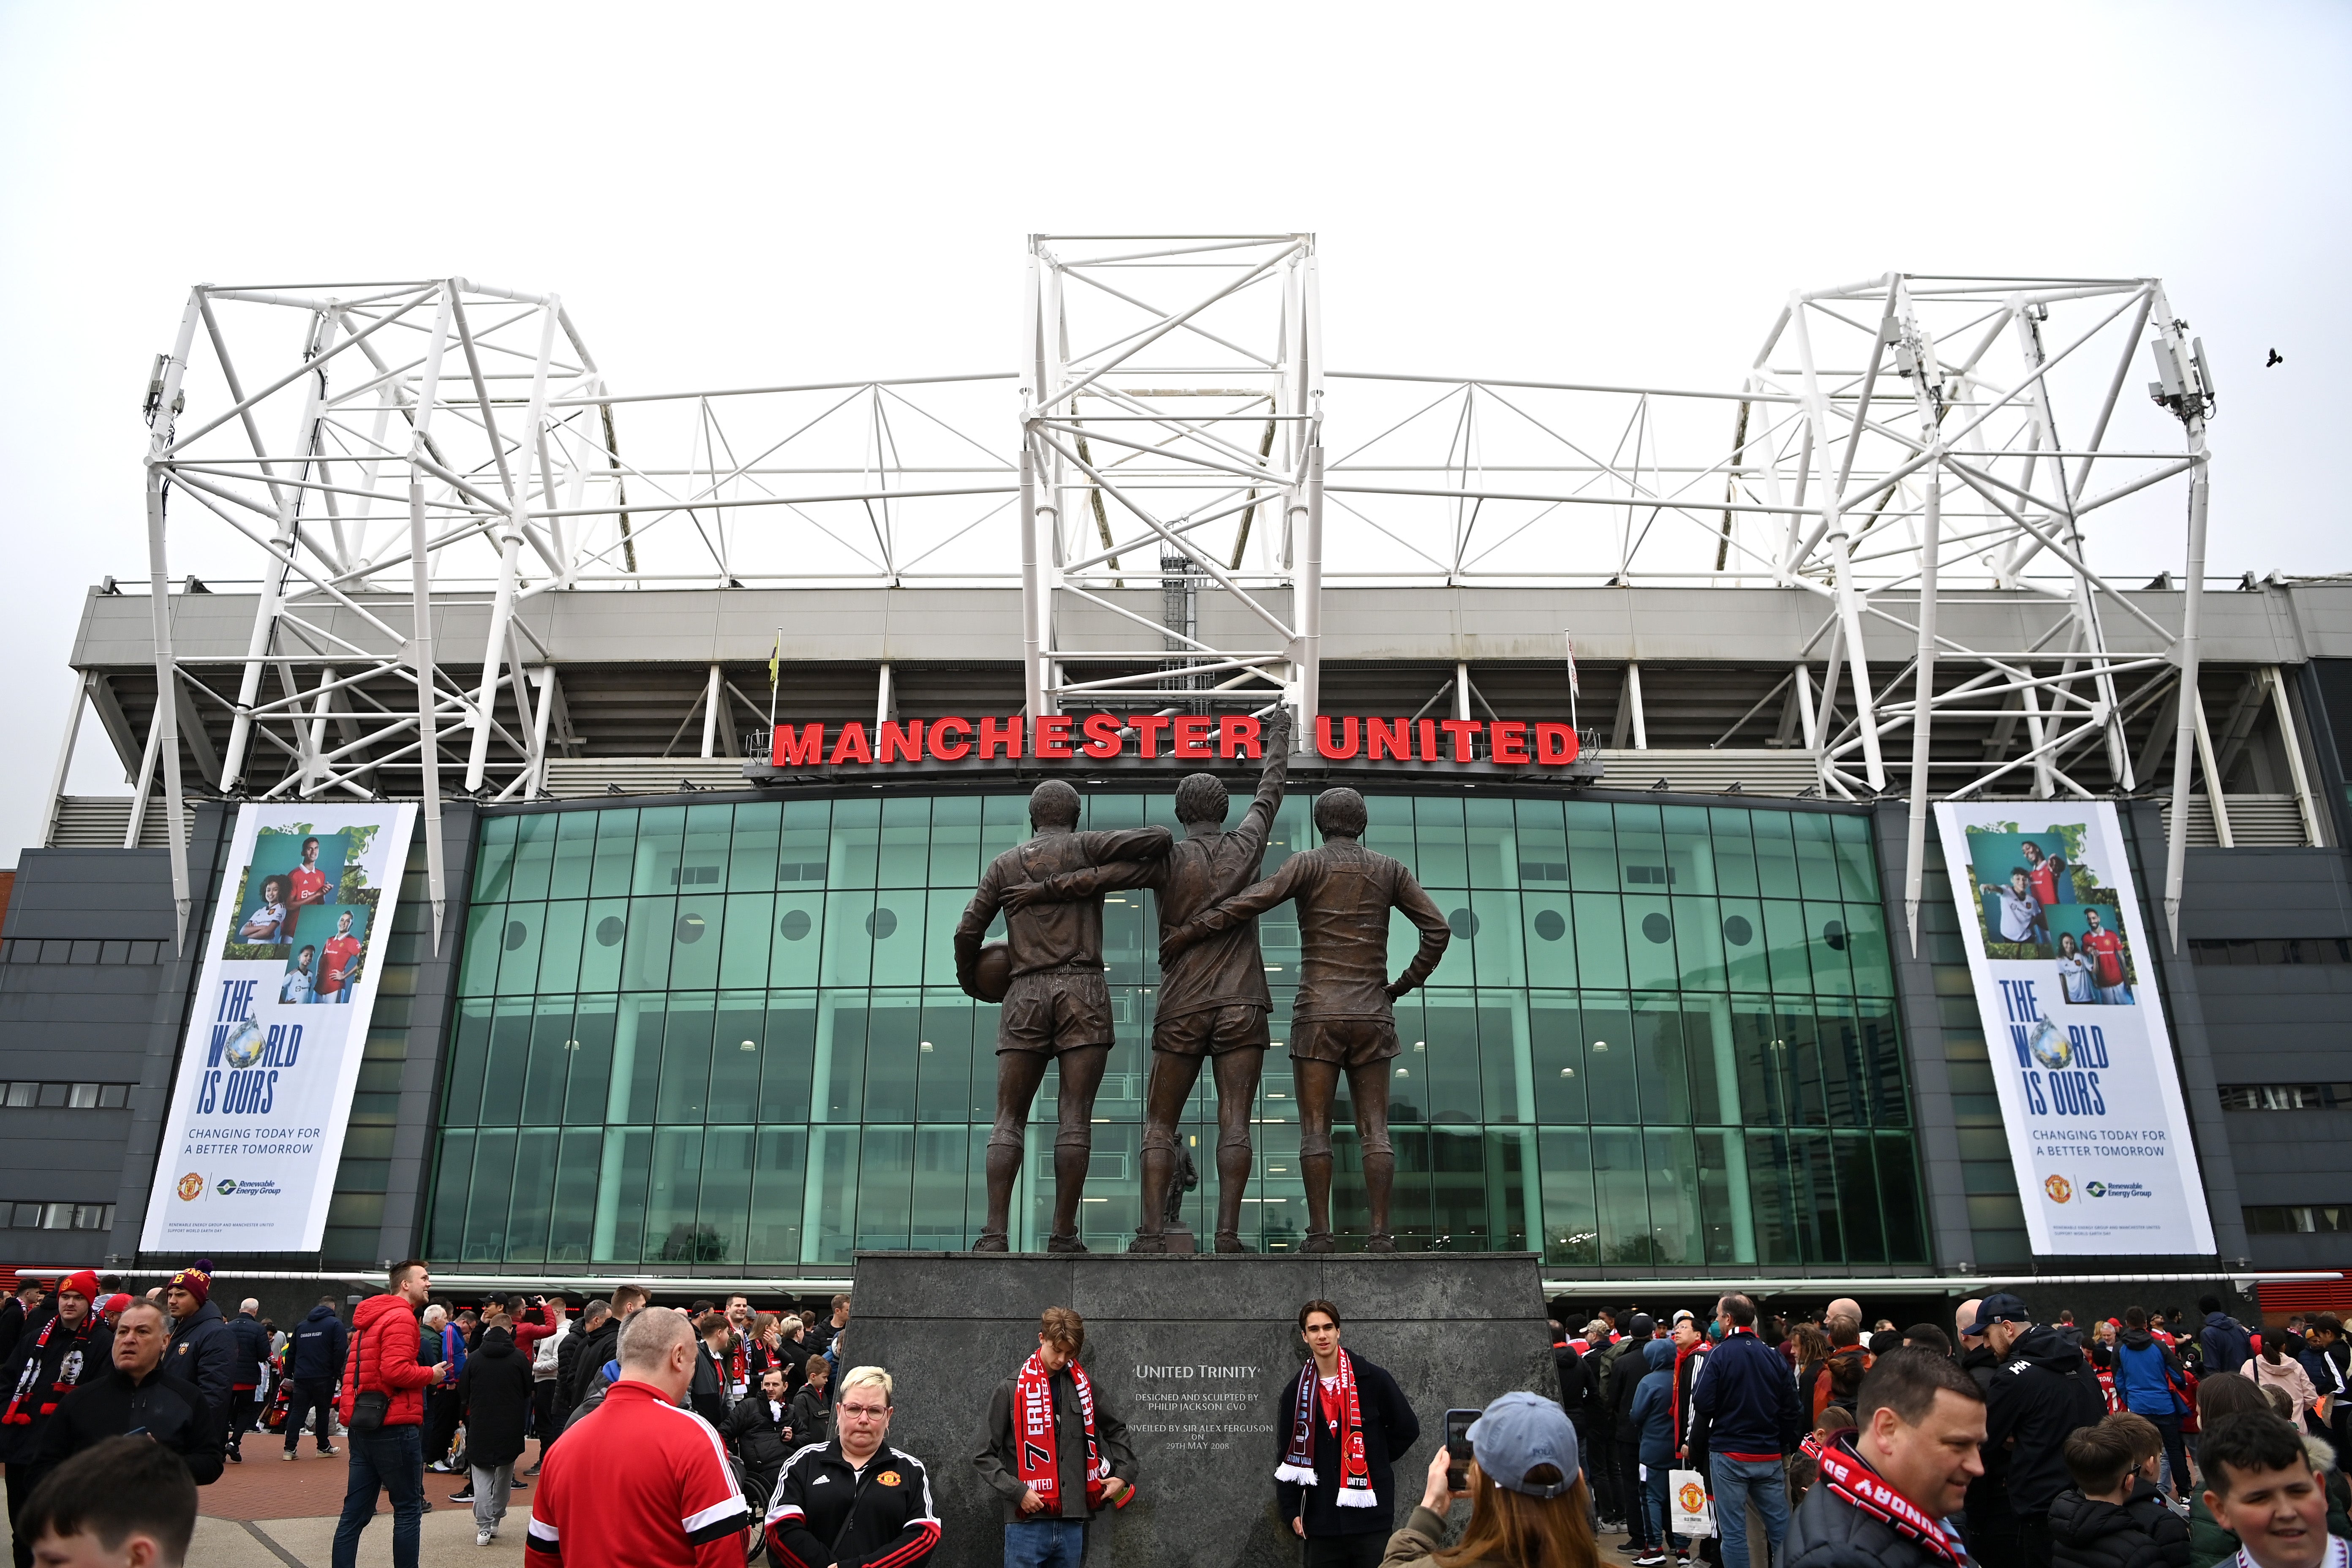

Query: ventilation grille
[[542, 759, 755, 799], [2157, 794, 2311, 847], [1589, 749, 1822, 797], [46, 798, 197, 849]]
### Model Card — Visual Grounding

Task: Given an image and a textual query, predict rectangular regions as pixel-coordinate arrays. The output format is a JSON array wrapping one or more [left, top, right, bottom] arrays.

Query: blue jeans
[[1004, 1518, 1086, 1568], [332, 1423, 425, 1568], [1711, 1454, 1791, 1568], [1645, 1465, 1681, 1553]]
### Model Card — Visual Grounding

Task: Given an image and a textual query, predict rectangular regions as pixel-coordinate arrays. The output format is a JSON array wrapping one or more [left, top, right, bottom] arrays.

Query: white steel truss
[[123, 248, 2225, 956], [1018, 234, 1321, 721]]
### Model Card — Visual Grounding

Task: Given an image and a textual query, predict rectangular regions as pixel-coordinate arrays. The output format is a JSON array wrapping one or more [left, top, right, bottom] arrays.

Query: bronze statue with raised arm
[[1004, 709, 1293, 1252], [1160, 786, 1450, 1253], [953, 780, 1172, 1253]]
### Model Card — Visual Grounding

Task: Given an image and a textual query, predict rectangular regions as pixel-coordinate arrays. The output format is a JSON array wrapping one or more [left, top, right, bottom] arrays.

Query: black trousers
[[2146, 1411, 2191, 1499], [229, 1388, 259, 1444], [530, 1380, 559, 1459], [1576, 1417, 1613, 1519], [2018, 1510, 2053, 1568], [7, 1463, 51, 1568], [1966, 1504, 2023, 1568], [424, 1386, 463, 1465], [1302, 1533, 1387, 1568], [282, 1377, 336, 1451], [1618, 1444, 1651, 1545]]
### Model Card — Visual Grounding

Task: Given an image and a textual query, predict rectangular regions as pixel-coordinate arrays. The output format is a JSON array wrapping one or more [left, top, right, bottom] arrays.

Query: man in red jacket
[[331, 1260, 447, 1568]]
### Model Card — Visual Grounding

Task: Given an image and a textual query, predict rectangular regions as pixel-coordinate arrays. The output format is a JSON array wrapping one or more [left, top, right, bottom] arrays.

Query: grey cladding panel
[[76, 581, 2352, 670]]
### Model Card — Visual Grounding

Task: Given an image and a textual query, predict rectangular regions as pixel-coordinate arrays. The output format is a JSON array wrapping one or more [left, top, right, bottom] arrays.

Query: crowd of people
[[1542, 1288, 2352, 1568], [7, 1264, 2352, 1568], [0, 1261, 859, 1566]]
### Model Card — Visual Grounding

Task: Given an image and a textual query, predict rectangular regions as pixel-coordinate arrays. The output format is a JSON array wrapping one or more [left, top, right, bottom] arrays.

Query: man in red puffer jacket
[[331, 1261, 447, 1568]]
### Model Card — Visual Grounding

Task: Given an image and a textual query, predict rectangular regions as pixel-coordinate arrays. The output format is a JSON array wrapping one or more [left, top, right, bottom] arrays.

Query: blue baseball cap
[[1467, 1391, 1579, 1497], [1965, 1292, 2033, 1337]]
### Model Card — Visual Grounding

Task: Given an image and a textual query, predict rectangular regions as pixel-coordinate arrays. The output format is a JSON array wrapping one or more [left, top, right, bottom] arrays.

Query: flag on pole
[[1564, 634, 1579, 734], [768, 632, 783, 728]]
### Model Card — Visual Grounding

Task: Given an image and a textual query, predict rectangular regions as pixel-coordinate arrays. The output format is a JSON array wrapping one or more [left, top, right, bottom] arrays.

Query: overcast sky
[[0, 1, 2344, 857]]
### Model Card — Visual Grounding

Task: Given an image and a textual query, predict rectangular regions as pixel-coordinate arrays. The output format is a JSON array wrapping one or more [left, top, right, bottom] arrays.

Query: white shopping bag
[[1669, 1470, 1717, 1539]]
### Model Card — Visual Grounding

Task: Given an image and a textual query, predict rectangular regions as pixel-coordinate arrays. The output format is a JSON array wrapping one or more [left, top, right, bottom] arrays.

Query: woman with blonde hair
[[1383, 1391, 1596, 1568]]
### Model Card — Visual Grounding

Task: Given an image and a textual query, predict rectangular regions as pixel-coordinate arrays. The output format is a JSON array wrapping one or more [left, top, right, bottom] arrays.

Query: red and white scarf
[[1277, 1351, 1377, 1508], [1806, 1435, 1966, 1567], [3, 1314, 93, 1426], [1015, 1353, 1126, 1511]]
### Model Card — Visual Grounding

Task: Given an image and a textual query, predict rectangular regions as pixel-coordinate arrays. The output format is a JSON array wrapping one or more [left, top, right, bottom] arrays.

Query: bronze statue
[[1160, 787, 1449, 1253], [1004, 710, 1293, 1252], [1164, 1144, 1198, 1230], [953, 780, 1172, 1253]]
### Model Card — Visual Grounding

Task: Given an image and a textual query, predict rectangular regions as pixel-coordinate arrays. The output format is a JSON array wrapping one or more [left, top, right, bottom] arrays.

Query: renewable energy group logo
[[2044, 1174, 2073, 1203]]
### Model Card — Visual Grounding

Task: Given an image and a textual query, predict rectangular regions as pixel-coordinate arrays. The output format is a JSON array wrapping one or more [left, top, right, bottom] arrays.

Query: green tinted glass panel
[[550, 811, 596, 899], [433, 795, 1919, 1269]]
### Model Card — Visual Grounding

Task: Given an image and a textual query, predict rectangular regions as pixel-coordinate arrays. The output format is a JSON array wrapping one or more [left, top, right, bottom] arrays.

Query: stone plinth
[[844, 1251, 1554, 1568]]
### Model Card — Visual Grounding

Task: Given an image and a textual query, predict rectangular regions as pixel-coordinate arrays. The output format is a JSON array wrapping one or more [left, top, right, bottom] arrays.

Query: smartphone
[[1443, 1408, 1479, 1493]]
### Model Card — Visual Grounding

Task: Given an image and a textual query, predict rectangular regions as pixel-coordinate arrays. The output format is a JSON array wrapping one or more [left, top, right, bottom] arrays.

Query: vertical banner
[[143, 803, 417, 1253], [1934, 802, 2214, 1255]]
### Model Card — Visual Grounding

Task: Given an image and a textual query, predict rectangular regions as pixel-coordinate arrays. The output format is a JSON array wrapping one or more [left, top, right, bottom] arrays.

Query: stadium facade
[[8, 581, 2352, 1310], [3, 240, 2349, 1318]]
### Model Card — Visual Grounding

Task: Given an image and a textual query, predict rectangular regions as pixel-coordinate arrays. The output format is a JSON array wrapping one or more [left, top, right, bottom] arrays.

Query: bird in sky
[[2268, 348, 2284, 367]]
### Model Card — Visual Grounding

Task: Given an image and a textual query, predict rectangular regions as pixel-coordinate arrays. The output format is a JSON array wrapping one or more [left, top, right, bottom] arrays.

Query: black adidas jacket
[[764, 1438, 940, 1568]]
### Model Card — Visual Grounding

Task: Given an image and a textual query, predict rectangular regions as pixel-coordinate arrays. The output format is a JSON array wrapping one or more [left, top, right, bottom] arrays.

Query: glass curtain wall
[[426, 794, 1925, 1273]]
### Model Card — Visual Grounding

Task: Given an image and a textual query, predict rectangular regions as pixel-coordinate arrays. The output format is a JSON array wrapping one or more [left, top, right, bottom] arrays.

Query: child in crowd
[[2050, 1413, 2191, 1568], [1787, 1406, 1857, 1510]]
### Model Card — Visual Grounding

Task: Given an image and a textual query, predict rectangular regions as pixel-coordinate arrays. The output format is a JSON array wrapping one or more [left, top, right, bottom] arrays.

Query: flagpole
[[1564, 633, 1580, 737], [768, 631, 782, 732]]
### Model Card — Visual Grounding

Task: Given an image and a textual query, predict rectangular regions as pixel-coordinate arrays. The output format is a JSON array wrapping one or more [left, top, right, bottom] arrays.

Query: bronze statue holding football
[[953, 780, 1171, 1252]]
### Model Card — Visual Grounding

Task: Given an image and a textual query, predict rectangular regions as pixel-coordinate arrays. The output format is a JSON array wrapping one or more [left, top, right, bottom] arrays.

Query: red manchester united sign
[[768, 714, 1582, 769]]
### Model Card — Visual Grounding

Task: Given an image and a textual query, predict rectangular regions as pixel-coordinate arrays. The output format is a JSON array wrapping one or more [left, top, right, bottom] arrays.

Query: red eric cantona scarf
[[1014, 1353, 1129, 1511], [1805, 1435, 1966, 1567], [1277, 1350, 1377, 1508]]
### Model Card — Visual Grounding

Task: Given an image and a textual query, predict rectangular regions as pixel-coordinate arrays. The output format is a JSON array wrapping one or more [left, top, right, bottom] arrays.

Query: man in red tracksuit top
[[332, 1261, 447, 1568], [2081, 908, 2136, 1005], [529, 1307, 754, 1568], [288, 836, 330, 932]]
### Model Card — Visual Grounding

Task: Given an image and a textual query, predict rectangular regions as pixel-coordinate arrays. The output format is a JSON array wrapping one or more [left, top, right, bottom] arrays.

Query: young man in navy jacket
[[1692, 1292, 1807, 1568], [1274, 1300, 1421, 1568]]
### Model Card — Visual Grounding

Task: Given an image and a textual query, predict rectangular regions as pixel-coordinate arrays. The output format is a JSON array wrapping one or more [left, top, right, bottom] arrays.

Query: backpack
[[1811, 1348, 1872, 1419]]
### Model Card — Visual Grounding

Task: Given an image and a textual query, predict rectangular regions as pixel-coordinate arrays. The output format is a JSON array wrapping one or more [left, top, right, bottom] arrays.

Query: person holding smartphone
[[1274, 1299, 1421, 1568], [1383, 1392, 1595, 1568]]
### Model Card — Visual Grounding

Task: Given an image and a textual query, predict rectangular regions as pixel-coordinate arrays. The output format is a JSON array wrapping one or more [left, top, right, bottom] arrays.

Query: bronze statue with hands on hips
[[1162, 783, 1451, 1253]]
